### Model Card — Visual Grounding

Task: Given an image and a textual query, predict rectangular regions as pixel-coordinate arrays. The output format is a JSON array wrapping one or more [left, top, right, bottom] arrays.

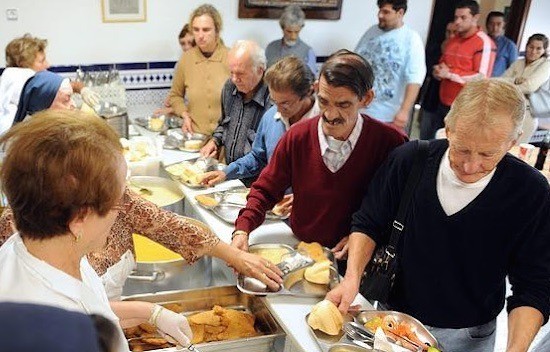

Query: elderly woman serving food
[[0, 110, 195, 351], [0, 70, 283, 299]]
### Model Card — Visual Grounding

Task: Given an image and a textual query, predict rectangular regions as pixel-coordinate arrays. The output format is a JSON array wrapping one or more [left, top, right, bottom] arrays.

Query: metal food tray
[[355, 310, 439, 350], [305, 313, 356, 352], [237, 246, 341, 297], [123, 285, 285, 352], [195, 188, 289, 224], [164, 159, 224, 189]]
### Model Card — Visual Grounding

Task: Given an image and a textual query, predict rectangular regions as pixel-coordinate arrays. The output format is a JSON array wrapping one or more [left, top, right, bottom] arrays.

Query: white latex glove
[[150, 305, 193, 347], [80, 87, 101, 108]]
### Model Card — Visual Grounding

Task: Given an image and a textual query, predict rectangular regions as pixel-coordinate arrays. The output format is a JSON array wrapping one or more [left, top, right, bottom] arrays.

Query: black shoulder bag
[[360, 140, 429, 304]]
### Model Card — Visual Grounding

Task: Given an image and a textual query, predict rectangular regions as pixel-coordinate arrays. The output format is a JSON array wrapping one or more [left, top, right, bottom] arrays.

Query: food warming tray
[[123, 285, 285, 352]]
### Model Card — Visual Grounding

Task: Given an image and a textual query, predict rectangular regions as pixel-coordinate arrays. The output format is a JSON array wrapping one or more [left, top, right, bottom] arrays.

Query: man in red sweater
[[232, 50, 406, 261], [421, 0, 496, 139]]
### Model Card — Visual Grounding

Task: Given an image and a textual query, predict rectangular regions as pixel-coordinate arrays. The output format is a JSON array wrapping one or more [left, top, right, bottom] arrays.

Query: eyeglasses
[[269, 95, 303, 110]]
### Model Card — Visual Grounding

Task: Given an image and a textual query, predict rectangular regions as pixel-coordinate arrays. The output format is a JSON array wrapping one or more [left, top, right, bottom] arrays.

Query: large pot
[[128, 175, 184, 214], [123, 178, 212, 296]]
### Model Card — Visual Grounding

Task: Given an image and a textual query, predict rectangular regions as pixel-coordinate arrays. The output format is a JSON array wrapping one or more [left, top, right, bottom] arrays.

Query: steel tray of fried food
[[123, 286, 284, 352]]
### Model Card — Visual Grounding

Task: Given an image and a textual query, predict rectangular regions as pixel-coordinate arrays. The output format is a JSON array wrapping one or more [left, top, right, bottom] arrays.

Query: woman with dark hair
[[503, 33, 550, 142]]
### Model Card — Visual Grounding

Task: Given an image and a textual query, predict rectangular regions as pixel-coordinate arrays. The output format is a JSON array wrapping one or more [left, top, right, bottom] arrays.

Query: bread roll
[[307, 300, 343, 336], [195, 194, 219, 207], [297, 241, 327, 262], [184, 139, 203, 150], [304, 260, 332, 284]]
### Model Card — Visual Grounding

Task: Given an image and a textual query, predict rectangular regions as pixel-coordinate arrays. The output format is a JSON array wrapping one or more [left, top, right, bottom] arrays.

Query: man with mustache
[[231, 50, 406, 265]]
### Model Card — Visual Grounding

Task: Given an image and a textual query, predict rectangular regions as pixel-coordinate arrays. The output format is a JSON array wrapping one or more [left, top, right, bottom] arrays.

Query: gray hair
[[279, 5, 305, 29], [445, 79, 525, 140], [231, 40, 266, 70]]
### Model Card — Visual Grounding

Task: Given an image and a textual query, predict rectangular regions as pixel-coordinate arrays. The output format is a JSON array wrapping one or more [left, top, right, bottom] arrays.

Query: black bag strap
[[386, 140, 429, 256]]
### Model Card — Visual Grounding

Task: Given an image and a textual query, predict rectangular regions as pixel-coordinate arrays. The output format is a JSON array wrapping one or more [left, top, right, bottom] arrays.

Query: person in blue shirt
[[486, 11, 518, 77], [201, 56, 318, 192], [354, 0, 426, 133]]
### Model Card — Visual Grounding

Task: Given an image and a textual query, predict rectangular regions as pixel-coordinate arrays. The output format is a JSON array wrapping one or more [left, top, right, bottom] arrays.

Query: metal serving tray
[[355, 310, 438, 350], [164, 159, 224, 189], [123, 285, 285, 352], [195, 188, 289, 224], [237, 245, 340, 297], [305, 313, 356, 352]]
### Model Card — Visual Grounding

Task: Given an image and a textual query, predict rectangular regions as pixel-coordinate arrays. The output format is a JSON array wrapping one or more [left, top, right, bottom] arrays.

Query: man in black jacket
[[327, 79, 550, 352]]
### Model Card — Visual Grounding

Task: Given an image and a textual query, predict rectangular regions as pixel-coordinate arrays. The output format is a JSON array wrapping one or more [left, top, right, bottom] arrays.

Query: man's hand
[[233, 251, 283, 291], [391, 109, 410, 130], [231, 232, 249, 252], [200, 140, 218, 158], [331, 236, 349, 260], [326, 277, 361, 314], [180, 111, 194, 133], [200, 170, 227, 187], [272, 194, 293, 217]]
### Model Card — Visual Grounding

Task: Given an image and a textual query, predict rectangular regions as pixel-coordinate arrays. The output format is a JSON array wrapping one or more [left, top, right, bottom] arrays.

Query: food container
[[355, 310, 439, 350], [305, 313, 354, 352], [164, 158, 225, 188], [128, 176, 184, 214], [95, 101, 129, 138], [123, 285, 285, 351], [328, 343, 385, 352], [237, 245, 340, 297], [164, 128, 206, 150], [122, 213, 213, 296], [195, 188, 289, 223]]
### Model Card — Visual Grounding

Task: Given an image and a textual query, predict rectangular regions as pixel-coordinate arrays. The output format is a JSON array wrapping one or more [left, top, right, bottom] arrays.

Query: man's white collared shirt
[[318, 114, 363, 172]]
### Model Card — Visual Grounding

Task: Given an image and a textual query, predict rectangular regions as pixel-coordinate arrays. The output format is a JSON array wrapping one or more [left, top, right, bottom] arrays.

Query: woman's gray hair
[[232, 40, 267, 70], [445, 78, 526, 140], [279, 5, 306, 29]]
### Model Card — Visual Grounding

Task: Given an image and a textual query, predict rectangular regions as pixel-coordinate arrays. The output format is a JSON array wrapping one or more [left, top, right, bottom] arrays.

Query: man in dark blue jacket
[[327, 79, 550, 352]]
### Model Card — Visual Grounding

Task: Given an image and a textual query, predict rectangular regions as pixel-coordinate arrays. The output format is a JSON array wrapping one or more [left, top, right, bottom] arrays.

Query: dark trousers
[[420, 103, 450, 140]]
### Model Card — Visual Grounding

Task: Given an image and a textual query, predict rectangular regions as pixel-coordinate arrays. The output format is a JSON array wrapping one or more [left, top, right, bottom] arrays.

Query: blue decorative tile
[[116, 62, 147, 70], [149, 61, 177, 69], [49, 65, 79, 73], [81, 64, 114, 72]]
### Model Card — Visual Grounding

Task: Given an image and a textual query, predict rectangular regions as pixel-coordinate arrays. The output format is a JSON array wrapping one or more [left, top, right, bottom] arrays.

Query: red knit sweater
[[235, 115, 407, 248]]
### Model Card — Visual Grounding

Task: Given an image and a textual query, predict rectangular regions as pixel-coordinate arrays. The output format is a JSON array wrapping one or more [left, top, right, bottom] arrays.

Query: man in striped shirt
[[423, 0, 496, 139]]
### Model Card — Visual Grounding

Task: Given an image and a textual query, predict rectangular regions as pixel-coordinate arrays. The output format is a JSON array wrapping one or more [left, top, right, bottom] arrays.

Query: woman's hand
[[234, 251, 283, 291], [180, 112, 194, 133], [200, 170, 227, 187], [151, 305, 193, 347], [514, 77, 526, 85]]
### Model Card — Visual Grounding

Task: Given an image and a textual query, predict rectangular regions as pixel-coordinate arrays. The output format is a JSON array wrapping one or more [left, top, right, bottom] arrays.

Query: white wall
[[0, 0, 434, 66], [520, 0, 550, 50]]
